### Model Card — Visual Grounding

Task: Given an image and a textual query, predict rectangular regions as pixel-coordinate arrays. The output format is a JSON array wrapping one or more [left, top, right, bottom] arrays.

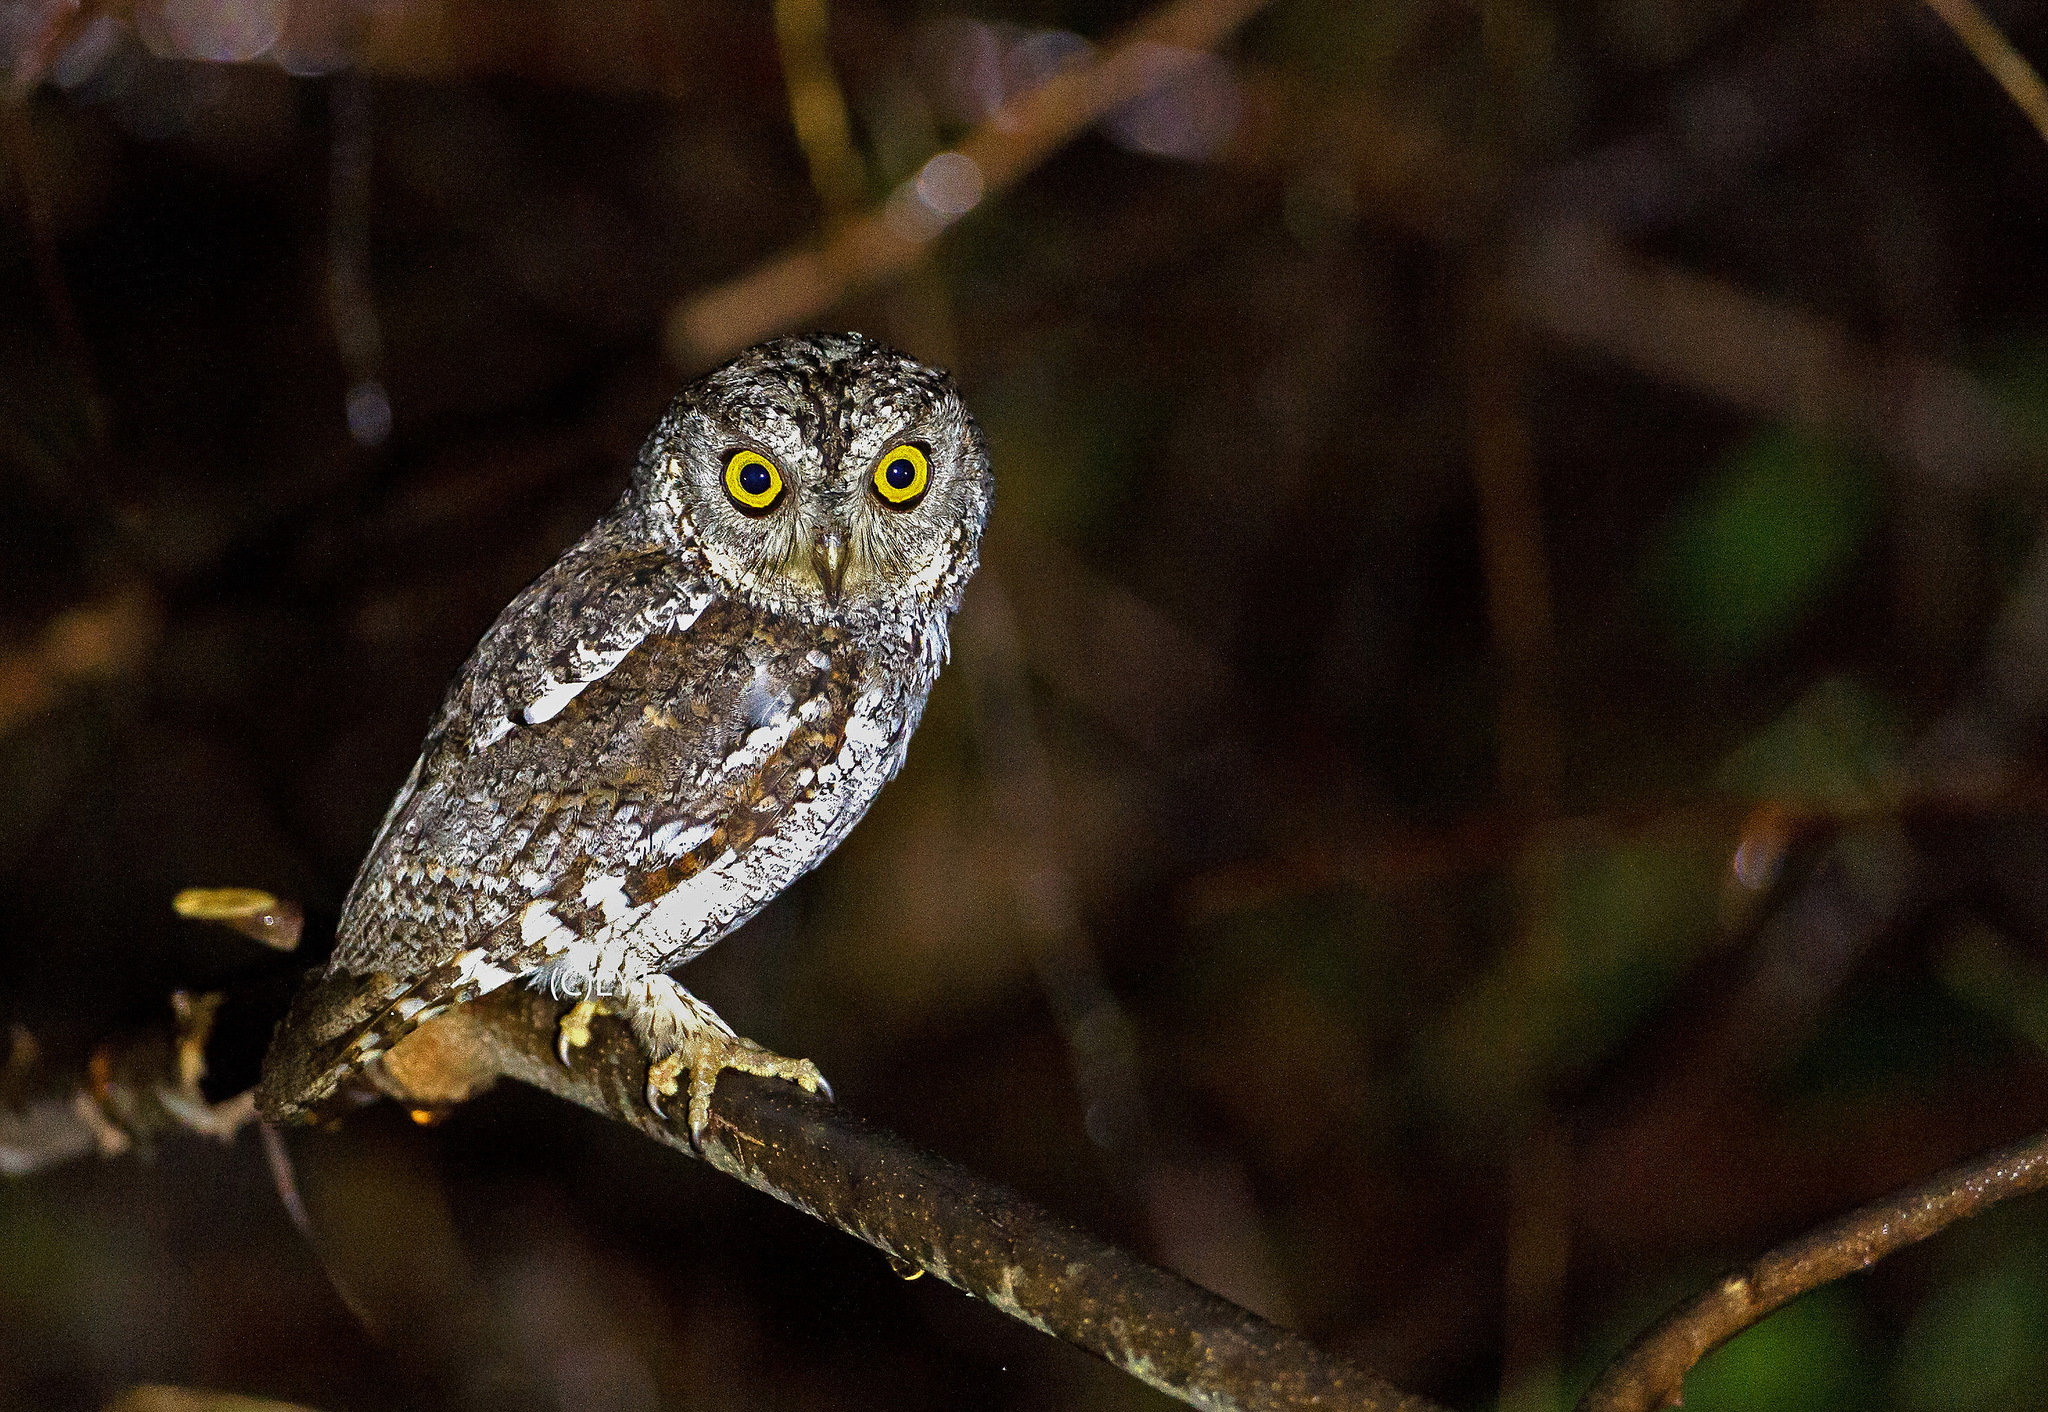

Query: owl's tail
[[253, 968, 422, 1123]]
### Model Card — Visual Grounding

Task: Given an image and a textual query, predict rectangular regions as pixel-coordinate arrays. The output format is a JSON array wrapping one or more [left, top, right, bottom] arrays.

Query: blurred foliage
[[1717, 678, 1903, 811], [1422, 829, 1726, 1126], [1890, 1202, 2048, 1411], [1651, 430, 1879, 664]]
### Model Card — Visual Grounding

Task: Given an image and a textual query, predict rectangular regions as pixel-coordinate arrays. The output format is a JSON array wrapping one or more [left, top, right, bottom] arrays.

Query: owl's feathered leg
[[623, 973, 830, 1145]]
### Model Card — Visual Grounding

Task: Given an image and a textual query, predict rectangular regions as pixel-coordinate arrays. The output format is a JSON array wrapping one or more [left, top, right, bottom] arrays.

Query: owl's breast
[[332, 587, 940, 1001], [477, 603, 930, 980], [609, 620, 926, 970]]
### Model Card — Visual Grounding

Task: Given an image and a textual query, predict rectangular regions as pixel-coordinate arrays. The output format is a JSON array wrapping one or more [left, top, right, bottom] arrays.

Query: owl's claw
[[554, 996, 611, 1067], [644, 1032, 829, 1148], [645, 1052, 682, 1122]]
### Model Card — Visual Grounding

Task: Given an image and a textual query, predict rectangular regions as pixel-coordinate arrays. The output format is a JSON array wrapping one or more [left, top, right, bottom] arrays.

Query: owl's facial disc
[[644, 334, 992, 625]]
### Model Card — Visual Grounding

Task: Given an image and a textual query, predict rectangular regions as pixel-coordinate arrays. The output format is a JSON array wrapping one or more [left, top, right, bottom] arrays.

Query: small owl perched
[[258, 333, 992, 1140]]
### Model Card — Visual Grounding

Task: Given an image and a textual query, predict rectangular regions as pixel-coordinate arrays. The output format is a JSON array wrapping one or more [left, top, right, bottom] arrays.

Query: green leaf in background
[[1893, 1253, 2048, 1411], [1681, 1285, 1871, 1412], [1717, 677, 1903, 813], [1652, 428, 1878, 661], [1418, 828, 1723, 1127]]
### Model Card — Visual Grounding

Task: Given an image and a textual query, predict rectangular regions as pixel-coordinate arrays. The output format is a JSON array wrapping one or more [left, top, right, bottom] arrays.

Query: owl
[[258, 333, 992, 1141]]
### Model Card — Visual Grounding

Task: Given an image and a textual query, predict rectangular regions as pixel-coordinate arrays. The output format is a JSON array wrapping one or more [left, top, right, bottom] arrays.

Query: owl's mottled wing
[[258, 541, 873, 1120], [332, 531, 715, 979]]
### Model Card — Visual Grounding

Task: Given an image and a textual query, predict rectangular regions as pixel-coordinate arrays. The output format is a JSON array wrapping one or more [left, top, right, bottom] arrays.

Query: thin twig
[[958, 577, 1296, 1323], [1576, 1125, 2048, 1412], [669, 0, 1278, 363], [772, 0, 868, 222], [1920, 0, 2048, 147], [1470, 258, 1570, 1412]]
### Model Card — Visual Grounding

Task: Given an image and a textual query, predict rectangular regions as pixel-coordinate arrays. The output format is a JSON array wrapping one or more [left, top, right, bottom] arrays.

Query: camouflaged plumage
[[258, 334, 991, 1122]]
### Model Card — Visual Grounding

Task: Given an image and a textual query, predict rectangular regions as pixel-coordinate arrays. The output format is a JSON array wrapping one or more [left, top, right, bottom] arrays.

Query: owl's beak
[[811, 528, 850, 605]]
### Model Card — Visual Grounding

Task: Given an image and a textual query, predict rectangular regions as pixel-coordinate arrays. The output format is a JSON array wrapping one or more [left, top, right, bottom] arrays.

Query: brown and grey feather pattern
[[259, 333, 991, 1125]]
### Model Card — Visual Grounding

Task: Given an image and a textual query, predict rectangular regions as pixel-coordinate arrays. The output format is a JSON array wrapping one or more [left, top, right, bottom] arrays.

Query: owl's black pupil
[[738, 463, 772, 496], [885, 459, 917, 490]]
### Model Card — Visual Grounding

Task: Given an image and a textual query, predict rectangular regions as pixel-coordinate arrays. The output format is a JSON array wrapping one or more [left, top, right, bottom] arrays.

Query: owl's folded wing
[[436, 535, 718, 758], [337, 528, 713, 946], [256, 529, 719, 1120]]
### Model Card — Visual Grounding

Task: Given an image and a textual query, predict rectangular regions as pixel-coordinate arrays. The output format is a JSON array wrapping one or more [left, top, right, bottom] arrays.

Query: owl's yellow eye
[[723, 450, 785, 515], [872, 443, 930, 508]]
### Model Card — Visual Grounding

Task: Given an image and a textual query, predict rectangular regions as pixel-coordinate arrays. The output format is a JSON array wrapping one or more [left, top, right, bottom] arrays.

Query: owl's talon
[[645, 1050, 687, 1122], [556, 996, 610, 1067], [638, 1030, 830, 1148], [687, 1066, 719, 1147]]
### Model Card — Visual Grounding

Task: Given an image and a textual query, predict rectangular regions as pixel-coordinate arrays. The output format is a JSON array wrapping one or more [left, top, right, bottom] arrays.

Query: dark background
[[7, 0, 2048, 1408]]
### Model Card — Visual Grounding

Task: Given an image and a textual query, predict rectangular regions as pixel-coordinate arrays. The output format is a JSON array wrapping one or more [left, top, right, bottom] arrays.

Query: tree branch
[[0, 991, 255, 1176], [1576, 1125, 2048, 1412], [10, 901, 1441, 1408], [21, 958, 2048, 1412], [370, 986, 1443, 1412]]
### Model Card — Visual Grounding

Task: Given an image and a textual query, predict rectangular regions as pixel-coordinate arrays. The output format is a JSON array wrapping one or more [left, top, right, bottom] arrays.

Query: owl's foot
[[646, 1031, 830, 1147], [555, 995, 618, 1066], [625, 974, 829, 1146]]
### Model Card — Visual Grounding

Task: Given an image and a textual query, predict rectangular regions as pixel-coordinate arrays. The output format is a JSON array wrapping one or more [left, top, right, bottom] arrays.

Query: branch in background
[[172, 887, 305, 951], [0, 587, 156, 737], [1576, 1125, 2048, 1412], [107, 1386, 329, 1412], [327, 74, 391, 451], [1510, 222, 2022, 490], [668, 0, 1280, 363], [0, 990, 254, 1176], [773, 0, 869, 223], [1919, 0, 2048, 147], [10, 5, 2027, 502]]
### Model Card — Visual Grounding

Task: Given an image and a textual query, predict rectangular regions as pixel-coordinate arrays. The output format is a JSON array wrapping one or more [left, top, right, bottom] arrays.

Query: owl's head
[[635, 333, 992, 627]]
